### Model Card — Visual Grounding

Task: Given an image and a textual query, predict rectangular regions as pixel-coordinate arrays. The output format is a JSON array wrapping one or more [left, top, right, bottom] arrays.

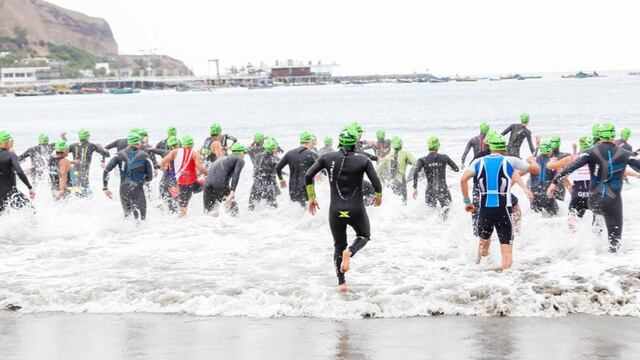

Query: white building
[[0, 67, 49, 86], [95, 62, 110, 73]]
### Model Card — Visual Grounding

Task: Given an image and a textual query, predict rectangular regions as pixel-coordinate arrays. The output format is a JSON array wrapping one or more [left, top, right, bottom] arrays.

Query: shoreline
[[1, 312, 639, 359]]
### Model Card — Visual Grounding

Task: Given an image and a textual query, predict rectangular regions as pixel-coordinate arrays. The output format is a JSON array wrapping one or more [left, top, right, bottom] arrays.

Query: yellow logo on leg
[[339, 211, 350, 218]]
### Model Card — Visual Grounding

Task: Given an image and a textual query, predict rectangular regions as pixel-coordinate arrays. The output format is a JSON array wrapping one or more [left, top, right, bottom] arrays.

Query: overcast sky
[[50, 0, 640, 76]]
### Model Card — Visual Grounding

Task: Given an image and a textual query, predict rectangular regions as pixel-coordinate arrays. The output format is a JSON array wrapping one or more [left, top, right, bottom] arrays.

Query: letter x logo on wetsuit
[[339, 211, 350, 218]]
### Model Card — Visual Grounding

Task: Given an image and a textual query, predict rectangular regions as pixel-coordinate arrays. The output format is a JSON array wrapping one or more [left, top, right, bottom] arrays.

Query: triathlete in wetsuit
[[529, 141, 558, 216], [461, 122, 490, 167], [18, 134, 53, 184], [247, 133, 265, 163], [0, 131, 35, 214], [351, 122, 378, 162], [201, 124, 227, 167], [162, 135, 208, 217], [103, 134, 154, 220], [547, 136, 593, 230], [48, 140, 74, 200], [319, 136, 334, 155], [615, 128, 632, 152], [365, 129, 391, 158], [203, 143, 246, 216], [501, 113, 535, 157], [548, 135, 571, 201], [156, 126, 179, 151], [105, 138, 129, 153], [389, 136, 416, 204], [460, 133, 539, 270], [249, 138, 280, 210], [412, 137, 459, 218], [305, 126, 383, 292], [276, 131, 319, 206], [548, 123, 640, 252], [69, 128, 110, 191]]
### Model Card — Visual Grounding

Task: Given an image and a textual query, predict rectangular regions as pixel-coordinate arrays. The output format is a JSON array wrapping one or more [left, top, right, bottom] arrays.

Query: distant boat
[[110, 88, 140, 94], [455, 76, 478, 82], [14, 89, 56, 97], [629, 71, 640, 76], [499, 74, 542, 81], [562, 71, 604, 79], [79, 87, 104, 94], [396, 79, 413, 83]]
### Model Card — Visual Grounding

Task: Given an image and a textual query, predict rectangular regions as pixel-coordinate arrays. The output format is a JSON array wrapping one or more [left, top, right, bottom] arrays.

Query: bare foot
[[340, 249, 351, 273], [338, 283, 348, 293]]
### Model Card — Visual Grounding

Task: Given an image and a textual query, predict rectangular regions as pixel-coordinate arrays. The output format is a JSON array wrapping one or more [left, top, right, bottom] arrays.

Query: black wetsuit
[[319, 145, 334, 155], [249, 152, 279, 210], [105, 138, 129, 153], [615, 140, 633, 152], [413, 152, 459, 217], [550, 150, 571, 201], [203, 155, 245, 215], [0, 148, 32, 214], [502, 124, 535, 158], [461, 134, 487, 165], [246, 143, 263, 163], [553, 142, 640, 251], [18, 144, 54, 183], [103, 147, 153, 220], [355, 141, 378, 162], [305, 148, 383, 285], [276, 146, 319, 205], [157, 149, 178, 212], [69, 141, 110, 190], [156, 138, 181, 152], [530, 155, 558, 215]]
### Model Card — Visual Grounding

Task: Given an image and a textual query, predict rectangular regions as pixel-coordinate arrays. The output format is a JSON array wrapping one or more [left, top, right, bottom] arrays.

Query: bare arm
[[546, 155, 573, 171], [211, 140, 225, 159], [160, 149, 177, 170], [59, 159, 70, 194], [194, 152, 208, 176]]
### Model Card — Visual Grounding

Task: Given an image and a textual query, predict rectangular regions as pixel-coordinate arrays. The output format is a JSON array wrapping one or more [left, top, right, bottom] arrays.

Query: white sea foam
[[1, 77, 639, 318]]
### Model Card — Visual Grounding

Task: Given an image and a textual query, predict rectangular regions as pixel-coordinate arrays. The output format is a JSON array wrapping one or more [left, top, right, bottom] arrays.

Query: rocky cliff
[[0, 0, 118, 55]]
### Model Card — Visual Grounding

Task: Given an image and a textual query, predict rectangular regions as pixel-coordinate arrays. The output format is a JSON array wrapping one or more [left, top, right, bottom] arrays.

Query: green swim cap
[[324, 136, 333, 146], [338, 126, 358, 147], [167, 136, 179, 149], [54, 139, 68, 152], [78, 128, 90, 141], [264, 138, 278, 153], [254, 132, 265, 143], [167, 126, 177, 137], [539, 141, 552, 155], [350, 122, 363, 134], [38, 134, 49, 144], [210, 123, 222, 136], [127, 133, 141, 145], [0, 131, 11, 143], [391, 136, 403, 150], [579, 136, 594, 151], [480, 122, 490, 135], [428, 136, 440, 150], [376, 129, 385, 140], [137, 128, 148, 137], [300, 131, 314, 143], [231, 143, 247, 153], [621, 128, 631, 140], [488, 133, 508, 151], [520, 113, 530, 123], [599, 123, 616, 140], [182, 135, 194, 148], [591, 124, 601, 137], [550, 135, 561, 150]]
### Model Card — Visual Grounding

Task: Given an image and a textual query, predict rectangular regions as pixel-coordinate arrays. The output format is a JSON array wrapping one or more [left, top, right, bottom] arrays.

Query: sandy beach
[[0, 312, 638, 359]]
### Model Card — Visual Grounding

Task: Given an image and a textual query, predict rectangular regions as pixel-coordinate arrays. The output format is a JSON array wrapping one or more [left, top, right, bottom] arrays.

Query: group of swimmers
[[0, 114, 638, 291]]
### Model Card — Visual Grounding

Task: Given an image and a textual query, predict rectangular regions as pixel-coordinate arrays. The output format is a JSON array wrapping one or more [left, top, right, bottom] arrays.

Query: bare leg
[[477, 238, 490, 264], [178, 207, 187, 218], [512, 205, 522, 236], [500, 244, 513, 270], [340, 249, 351, 273]]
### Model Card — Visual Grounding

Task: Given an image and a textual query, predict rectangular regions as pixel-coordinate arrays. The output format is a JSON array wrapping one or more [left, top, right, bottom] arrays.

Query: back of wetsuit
[[416, 153, 459, 191], [530, 155, 555, 195], [474, 155, 516, 208], [118, 148, 153, 187], [206, 156, 245, 190]]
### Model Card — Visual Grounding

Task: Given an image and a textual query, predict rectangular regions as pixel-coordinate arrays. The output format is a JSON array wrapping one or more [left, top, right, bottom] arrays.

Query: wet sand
[[0, 313, 638, 359]]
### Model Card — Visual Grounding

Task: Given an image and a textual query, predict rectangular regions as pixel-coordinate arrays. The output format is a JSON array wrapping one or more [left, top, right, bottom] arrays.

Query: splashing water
[[1, 77, 639, 318]]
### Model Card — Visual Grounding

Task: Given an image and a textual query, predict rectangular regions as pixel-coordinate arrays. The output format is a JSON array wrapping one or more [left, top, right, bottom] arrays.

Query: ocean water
[[1, 76, 639, 318]]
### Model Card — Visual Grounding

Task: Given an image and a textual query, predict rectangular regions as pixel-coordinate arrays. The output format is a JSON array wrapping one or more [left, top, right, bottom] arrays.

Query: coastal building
[[0, 67, 48, 86], [270, 60, 334, 85]]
